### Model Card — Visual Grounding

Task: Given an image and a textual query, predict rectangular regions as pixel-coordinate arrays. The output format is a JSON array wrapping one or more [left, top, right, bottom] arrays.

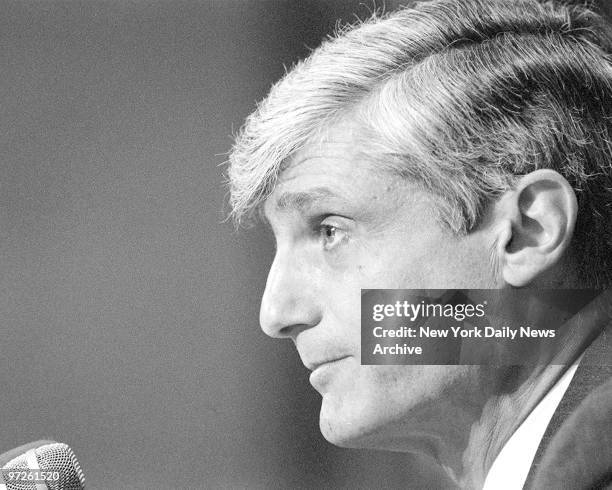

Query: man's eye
[[319, 223, 347, 251]]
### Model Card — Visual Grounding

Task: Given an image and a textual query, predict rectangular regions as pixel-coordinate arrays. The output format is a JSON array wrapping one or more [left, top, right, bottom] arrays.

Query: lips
[[308, 356, 351, 391], [304, 356, 350, 372]]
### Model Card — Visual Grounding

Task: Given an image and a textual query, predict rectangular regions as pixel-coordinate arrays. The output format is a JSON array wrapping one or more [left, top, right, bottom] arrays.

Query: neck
[[451, 365, 566, 489], [437, 291, 609, 488]]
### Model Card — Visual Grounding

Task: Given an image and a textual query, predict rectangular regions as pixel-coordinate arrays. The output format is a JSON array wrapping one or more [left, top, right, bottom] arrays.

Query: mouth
[[306, 356, 350, 372], [308, 356, 351, 390]]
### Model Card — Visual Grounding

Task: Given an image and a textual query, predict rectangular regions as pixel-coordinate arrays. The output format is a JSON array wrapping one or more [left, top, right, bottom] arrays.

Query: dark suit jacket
[[525, 328, 612, 489]]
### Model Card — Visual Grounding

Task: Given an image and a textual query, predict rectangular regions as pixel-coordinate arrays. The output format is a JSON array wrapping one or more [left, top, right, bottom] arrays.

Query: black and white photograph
[[1, 1, 611, 489]]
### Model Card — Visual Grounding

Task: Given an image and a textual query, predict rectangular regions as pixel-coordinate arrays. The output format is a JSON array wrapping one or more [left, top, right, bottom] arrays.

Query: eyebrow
[[275, 187, 341, 212]]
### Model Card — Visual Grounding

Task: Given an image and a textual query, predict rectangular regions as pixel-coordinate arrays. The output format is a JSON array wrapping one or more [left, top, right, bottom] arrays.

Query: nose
[[259, 249, 322, 339]]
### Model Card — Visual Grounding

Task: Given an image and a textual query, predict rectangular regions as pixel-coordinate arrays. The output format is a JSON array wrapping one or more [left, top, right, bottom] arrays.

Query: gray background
[[1, 1, 610, 489]]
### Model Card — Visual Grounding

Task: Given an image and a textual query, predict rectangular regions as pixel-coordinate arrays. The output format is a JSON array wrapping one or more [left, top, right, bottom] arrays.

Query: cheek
[[360, 223, 498, 289], [403, 240, 498, 289], [355, 232, 448, 289], [431, 244, 499, 288]]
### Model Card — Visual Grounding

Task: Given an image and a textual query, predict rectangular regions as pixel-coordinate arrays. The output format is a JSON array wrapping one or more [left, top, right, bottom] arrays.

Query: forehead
[[263, 120, 406, 217]]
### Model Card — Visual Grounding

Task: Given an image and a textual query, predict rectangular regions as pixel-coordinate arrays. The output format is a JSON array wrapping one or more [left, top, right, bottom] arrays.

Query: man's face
[[260, 121, 502, 450]]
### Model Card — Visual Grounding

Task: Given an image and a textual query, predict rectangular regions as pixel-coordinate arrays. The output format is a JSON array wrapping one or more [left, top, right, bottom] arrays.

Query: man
[[228, 0, 612, 488]]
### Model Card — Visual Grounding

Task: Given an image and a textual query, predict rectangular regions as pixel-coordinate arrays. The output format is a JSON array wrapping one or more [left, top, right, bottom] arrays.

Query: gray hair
[[228, 0, 612, 286]]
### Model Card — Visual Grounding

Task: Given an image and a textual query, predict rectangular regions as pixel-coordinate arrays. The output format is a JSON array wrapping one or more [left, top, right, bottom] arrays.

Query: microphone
[[0, 441, 85, 490]]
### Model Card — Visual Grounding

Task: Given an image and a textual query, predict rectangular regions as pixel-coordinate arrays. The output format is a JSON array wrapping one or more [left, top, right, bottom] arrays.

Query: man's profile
[[228, 0, 612, 488]]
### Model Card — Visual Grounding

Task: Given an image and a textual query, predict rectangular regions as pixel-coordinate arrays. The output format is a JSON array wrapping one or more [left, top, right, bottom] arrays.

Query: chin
[[317, 392, 392, 449], [318, 396, 445, 460], [318, 411, 368, 448], [314, 364, 461, 453]]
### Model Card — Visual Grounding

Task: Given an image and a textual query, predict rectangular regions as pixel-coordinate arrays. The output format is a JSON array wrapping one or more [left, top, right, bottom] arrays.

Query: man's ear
[[496, 169, 578, 287]]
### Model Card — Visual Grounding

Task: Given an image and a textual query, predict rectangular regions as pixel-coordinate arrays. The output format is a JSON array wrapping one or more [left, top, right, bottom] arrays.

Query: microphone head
[[1, 442, 85, 490]]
